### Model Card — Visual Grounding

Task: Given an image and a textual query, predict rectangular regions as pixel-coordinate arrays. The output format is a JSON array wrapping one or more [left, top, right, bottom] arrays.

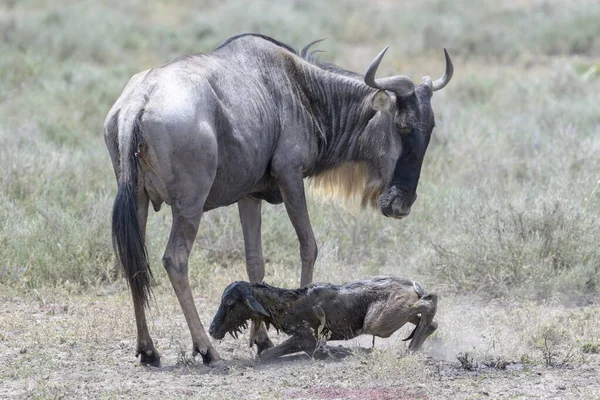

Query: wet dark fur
[[210, 277, 437, 359]]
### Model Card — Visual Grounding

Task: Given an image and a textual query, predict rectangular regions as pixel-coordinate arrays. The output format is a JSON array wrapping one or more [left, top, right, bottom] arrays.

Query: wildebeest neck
[[284, 58, 376, 173], [282, 60, 389, 208], [250, 283, 307, 329]]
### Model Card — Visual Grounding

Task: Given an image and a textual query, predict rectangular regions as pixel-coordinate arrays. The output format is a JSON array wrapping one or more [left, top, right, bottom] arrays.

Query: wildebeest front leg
[[163, 212, 223, 367], [238, 196, 266, 283], [275, 167, 317, 287], [238, 196, 274, 354]]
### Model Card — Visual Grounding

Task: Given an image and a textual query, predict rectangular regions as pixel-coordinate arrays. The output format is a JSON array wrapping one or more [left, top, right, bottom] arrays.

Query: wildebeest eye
[[395, 122, 412, 135], [226, 299, 236, 307], [394, 113, 414, 134], [396, 124, 411, 134]]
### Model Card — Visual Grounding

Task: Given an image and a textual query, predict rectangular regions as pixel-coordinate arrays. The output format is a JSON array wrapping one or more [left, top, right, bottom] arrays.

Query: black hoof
[[313, 347, 332, 360], [254, 337, 275, 355], [208, 359, 227, 369], [317, 345, 351, 360], [196, 347, 224, 368], [139, 349, 161, 367]]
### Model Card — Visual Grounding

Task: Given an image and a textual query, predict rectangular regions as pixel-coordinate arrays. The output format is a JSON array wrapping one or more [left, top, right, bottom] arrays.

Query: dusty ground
[[1, 285, 599, 400]]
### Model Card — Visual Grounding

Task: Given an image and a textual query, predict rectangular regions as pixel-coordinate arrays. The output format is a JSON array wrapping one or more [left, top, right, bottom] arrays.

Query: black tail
[[111, 113, 153, 308]]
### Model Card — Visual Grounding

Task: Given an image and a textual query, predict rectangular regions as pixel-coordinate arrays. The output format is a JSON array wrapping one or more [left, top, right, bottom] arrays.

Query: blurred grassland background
[[1, 0, 599, 302]]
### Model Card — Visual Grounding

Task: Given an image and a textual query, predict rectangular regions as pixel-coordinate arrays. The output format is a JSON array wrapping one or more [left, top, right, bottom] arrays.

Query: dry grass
[[1, 0, 599, 296], [1, 285, 599, 399]]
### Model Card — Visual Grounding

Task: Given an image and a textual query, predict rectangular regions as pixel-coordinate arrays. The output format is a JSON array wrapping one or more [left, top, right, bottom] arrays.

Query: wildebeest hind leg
[[133, 187, 161, 366], [159, 122, 223, 367], [238, 197, 274, 354], [163, 210, 223, 367]]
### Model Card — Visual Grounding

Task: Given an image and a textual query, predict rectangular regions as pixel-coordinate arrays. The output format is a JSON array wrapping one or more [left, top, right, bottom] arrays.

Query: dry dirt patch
[[1, 286, 599, 399]]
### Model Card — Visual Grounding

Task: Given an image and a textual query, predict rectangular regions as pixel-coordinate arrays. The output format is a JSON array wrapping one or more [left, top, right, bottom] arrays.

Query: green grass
[[1, 0, 599, 302]]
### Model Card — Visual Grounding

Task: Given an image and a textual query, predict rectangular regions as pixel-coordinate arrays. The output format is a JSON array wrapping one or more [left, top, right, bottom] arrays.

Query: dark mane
[[318, 62, 363, 78], [215, 33, 362, 78], [214, 33, 298, 54]]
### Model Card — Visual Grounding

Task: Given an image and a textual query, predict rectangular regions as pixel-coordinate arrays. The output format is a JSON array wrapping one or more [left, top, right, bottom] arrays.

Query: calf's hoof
[[313, 347, 332, 360], [256, 349, 276, 363], [254, 337, 275, 356], [208, 359, 227, 369], [328, 346, 352, 359], [249, 324, 275, 355], [137, 348, 161, 367], [314, 345, 351, 360]]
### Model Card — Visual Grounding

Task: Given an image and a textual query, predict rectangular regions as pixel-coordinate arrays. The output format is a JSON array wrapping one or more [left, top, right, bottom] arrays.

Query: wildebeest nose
[[390, 197, 411, 219]]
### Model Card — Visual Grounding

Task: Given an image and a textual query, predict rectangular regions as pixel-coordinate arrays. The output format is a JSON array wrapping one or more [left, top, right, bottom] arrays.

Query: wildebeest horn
[[421, 49, 454, 92], [364, 46, 415, 97], [301, 38, 326, 59], [244, 297, 270, 318]]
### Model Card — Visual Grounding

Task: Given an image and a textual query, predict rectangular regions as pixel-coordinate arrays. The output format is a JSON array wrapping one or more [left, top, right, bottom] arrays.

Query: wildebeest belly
[[203, 176, 283, 210], [247, 186, 283, 204]]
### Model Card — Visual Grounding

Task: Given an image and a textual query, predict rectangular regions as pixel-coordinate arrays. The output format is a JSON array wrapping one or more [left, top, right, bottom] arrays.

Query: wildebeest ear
[[244, 297, 270, 318], [371, 90, 391, 111]]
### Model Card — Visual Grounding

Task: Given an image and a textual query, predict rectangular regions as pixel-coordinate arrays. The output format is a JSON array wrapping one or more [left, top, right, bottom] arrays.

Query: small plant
[[176, 348, 195, 368], [312, 306, 335, 359], [532, 325, 575, 367], [456, 352, 477, 371], [582, 342, 600, 354], [481, 355, 509, 370]]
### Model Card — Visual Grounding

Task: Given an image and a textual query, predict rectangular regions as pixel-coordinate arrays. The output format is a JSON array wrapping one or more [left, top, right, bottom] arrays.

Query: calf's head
[[363, 48, 453, 219], [209, 281, 270, 340]]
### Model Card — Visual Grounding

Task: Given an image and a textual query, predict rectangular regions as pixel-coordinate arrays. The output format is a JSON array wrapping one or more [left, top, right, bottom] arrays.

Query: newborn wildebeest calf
[[209, 276, 437, 361]]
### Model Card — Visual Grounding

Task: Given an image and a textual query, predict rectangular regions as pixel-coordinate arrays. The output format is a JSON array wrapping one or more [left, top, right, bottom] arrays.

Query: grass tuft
[[0, 0, 599, 304]]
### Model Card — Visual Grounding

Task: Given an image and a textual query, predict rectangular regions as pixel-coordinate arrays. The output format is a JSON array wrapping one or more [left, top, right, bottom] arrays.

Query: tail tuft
[[112, 182, 153, 307], [111, 110, 153, 308]]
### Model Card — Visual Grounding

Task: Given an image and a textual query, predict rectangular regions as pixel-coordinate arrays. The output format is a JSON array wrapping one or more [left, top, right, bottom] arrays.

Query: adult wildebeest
[[104, 33, 453, 367], [209, 277, 438, 361]]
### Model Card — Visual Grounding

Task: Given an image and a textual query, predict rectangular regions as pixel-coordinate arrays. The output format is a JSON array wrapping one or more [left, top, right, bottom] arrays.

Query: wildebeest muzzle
[[378, 187, 417, 219]]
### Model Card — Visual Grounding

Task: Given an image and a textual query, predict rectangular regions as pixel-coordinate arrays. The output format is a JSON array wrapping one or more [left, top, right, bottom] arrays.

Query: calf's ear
[[245, 297, 270, 318]]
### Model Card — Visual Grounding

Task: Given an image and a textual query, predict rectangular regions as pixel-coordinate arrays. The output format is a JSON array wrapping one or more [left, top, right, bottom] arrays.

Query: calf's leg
[[362, 292, 437, 351], [258, 333, 317, 362], [404, 316, 438, 341], [407, 293, 438, 351]]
